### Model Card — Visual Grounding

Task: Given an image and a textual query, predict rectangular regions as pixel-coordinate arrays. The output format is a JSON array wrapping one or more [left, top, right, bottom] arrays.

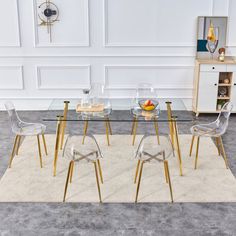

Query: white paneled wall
[[0, 0, 235, 110]]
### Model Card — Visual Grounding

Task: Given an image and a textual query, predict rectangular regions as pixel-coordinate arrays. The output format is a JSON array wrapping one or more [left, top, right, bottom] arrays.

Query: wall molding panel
[[36, 65, 91, 90], [104, 64, 194, 90], [103, 0, 213, 47], [0, 66, 23, 90], [33, 0, 90, 47], [0, 0, 21, 47]]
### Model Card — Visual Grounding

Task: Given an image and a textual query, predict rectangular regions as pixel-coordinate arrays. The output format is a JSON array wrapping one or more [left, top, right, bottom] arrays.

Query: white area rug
[[0, 134, 236, 203]]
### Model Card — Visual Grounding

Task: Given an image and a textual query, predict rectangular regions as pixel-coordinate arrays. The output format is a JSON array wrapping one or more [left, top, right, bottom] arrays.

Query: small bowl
[[138, 99, 159, 111]]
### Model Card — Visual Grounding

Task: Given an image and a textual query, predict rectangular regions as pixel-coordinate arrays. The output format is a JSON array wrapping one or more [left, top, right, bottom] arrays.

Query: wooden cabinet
[[193, 57, 236, 116]]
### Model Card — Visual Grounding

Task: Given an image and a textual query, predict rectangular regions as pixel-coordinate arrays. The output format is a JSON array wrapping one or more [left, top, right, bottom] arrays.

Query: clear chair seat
[[136, 135, 173, 162], [190, 123, 220, 137], [14, 123, 46, 136]]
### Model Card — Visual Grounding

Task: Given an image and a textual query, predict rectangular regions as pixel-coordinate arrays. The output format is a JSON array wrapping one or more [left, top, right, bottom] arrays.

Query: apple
[[144, 99, 153, 106]]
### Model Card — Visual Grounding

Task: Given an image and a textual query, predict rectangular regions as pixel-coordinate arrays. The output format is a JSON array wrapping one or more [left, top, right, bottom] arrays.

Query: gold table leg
[[189, 135, 195, 156], [16, 135, 21, 156], [132, 117, 138, 146], [82, 120, 89, 144], [135, 161, 144, 203], [134, 160, 141, 184], [164, 160, 173, 203], [60, 101, 70, 150], [37, 135, 43, 168], [166, 102, 174, 147], [218, 136, 229, 169], [63, 161, 73, 202], [131, 118, 135, 135], [42, 134, 48, 156], [97, 159, 104, 184], [94, 162, 102, 203], [105, 120, 110, 146], [8, 135, 19, 168], [53, 116, 62, 176], [154, 118, 160, 144], [107, 118, 112, 135], [194, 136, 200, 169], [172, 116, 183, 176]]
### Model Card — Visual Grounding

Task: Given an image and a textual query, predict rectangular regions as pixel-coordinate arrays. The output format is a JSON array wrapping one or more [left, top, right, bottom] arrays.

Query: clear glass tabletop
[[43, 98, 195, 123]]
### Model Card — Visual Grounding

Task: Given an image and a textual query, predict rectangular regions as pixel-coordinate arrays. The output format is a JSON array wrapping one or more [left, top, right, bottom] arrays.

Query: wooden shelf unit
[[192, 57, 236, 116]]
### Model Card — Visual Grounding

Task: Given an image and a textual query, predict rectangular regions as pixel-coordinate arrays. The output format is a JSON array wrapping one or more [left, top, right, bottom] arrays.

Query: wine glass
[[207, 27, 219, 60]]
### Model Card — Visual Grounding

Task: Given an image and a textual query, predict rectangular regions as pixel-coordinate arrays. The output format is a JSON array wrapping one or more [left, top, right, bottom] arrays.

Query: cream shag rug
[[0, 134, 236, 203]]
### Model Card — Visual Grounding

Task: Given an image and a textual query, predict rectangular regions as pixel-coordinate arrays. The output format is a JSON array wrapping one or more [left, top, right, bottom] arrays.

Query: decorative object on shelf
[[223, 78, 230, 84], [217, 100, 225, 110], [38, 0, 59, 42], [196, 17, 227, 59], [218, 48, 226, 62], [206, 22, 219, 59], [218, 86, 227, 97]]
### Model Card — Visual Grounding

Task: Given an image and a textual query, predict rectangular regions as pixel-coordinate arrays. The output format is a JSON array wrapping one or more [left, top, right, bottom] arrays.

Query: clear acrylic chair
[[189, 102, 233, 169], [134, 135, 174, 203], [5, 101, 48, 168], [81, 83, 112, 146], [62, 135, 104, 202], [131, 83, 160, 145]]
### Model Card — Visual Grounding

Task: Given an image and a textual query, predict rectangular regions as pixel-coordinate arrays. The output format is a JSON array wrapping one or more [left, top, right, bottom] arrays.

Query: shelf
[[217, 97, 230, 99], [218, 83, 232, 86]]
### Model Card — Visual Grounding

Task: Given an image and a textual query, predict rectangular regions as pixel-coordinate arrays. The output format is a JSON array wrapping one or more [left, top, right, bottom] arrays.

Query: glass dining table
[[43, 98, 195, 177]]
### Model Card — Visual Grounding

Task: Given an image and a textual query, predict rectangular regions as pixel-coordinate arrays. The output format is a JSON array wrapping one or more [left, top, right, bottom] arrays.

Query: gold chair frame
[[63, 153, 103, 203], [189, 135, 229, 169], [134, 151, 173, 203], [9, 133, 48, 168]]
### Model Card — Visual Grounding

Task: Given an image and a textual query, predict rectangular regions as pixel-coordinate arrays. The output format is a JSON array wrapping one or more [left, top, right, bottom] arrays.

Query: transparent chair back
[[63, 135, 103, 162], [215, 102, 233, 136], [191, 102, 233, 137], [5, 101, 23, 134]]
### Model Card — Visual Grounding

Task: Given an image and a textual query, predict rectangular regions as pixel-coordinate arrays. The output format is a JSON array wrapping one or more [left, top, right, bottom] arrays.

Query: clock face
[[38, 1, 59, 24]]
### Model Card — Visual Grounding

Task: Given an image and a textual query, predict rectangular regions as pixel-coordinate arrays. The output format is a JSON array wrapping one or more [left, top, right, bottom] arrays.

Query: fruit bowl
[[138, 99, 159, 111]]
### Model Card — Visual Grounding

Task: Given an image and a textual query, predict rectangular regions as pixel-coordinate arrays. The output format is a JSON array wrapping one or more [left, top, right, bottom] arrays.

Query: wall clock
[[38, 0, 59, 42]]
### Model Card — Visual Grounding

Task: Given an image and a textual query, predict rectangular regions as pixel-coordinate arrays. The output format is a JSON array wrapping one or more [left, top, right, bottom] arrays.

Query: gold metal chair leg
[[132, 118, 138, 146], [189, 135, 195, 156], [154, 118, 160, 144], [164, 160, 174, 203], [194, 137, 200, 169], [94, 162, 102, 203], [105, 120, 110, 146], [215, 137, 221, 156], [166, 102, 174, 147], [37, 135, 43, 168], [60, 101, 70, 150], [69, 161, 74, 183], [134, 160, 141, 184], [172, 117, 183, 176], [16, 135, 21, 156], [42, 134, 48, 156], [97, 159, 103, 184], [218, 136, 229, 169], [63, 161, 73, 202], [131, 118, 135, 135], [53, 116, 62, 176], [8, 135, 19, 168], [82, 120, 89, 144], [135, 161, 144, 203], [164, 162, 169, 183], [107, 119, 112, 135]]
